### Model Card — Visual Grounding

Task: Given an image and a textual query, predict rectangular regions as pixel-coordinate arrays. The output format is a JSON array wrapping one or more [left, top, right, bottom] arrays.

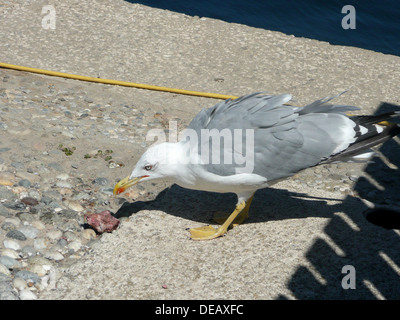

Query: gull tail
[[323, 111, 400, 163]]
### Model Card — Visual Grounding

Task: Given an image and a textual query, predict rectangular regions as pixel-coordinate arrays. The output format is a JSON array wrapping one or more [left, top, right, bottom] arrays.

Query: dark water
[[131, 0, 400, 56]]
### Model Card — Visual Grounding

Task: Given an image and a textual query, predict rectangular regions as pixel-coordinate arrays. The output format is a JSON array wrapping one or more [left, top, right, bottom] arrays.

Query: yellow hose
[[0, 62, 393, 127], [0, 62, 238, 100]]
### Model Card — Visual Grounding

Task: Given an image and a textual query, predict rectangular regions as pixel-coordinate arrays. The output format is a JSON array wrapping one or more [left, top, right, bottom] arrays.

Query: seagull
[[114, 92, 400, 240]]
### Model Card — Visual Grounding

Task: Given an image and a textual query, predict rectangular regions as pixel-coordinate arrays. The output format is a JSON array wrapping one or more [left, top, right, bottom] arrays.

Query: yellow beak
[[113, 175, 148, 195]]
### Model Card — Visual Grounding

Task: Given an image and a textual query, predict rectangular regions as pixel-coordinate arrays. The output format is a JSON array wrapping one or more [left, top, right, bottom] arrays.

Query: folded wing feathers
[[186, 92, 400, 176]]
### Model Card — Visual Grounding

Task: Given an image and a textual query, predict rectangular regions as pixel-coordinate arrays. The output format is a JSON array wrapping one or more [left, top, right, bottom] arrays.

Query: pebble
[[46, 229, 63, 240], [56, 173, 70, 181], [16, 171, 40, 183], [0, 263, 11, 276], [0, 179, 13, 186], [14, 270, 40, 284], [0, 255, 22, 269], [0, 248, 20, 259], [21, 196, 40, 206], [17, 225, 39, 239], [93, 177, 109, 186], [31, 220, 46, 230], [0, 280, 18, 300], [3, 217, 21, 228], [18, 179, 31, 188], [1, 222, 17, 232], [6, 229, 27, 241], [13, 277, 28, 291], [64, 200, 84, 212], [19, 289, 38, 300], [43, 250, 64, 261], [29, 264, 48, 277], [56, 181, 72, 189], [20, 245, 36, 258], [68, 240, 82, 252], [82, 228, 97, 240], [3, 239, 21, 251], [33, 238, 50, 250]]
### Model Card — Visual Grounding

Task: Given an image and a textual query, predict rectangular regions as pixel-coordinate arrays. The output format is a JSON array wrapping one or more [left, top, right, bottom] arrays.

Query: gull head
[[113, 142, 183, 195]]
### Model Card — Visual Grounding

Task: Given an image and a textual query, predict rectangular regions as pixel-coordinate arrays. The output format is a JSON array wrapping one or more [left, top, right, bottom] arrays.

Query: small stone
[[46, 229, 63, 240], [21, 197, 39, 206], [92, 177, 109, 186], [31, 220, 46, 230], [20, 245, 36, 258], [18, 179, 31, 188], [0, 248, 20, 259], [0, 204, 11, 217], [14, 270, 41, 284], [0, 263, 11, 276], [0, 256, 21, 269], [0, 285, 18, 300], [65, 200, 84, 212], [57, 238, 68, 247], [6, 229, 27, 241], [0, 179, 13, 186], [349, 175, 359, 182], [3, 239, 21, 250], [17, 226, 39, 239], [43, 250, 64, 261], [48, 162, 64, 172], [3, 217, 21, 228], [15, 171, 40, 183], [13, 277, 28, 290], [16, 212, 35, 223], [56, 173, 70, 181], [85, 210, 120, 233], [56, 181, 72, 188], [40, 195, 54, 205], [40, 196, 53, 205], [1, 222, 17, 231], [33, 237, 49, 250], [11, 162, 24, 169], [0, 273, 10, 283], [28, 256, 51, 266], [68, 240, 82, 252], [27, 264, 50, 277], [19, 289, 37, 300], [28, 190, 41, 201], [63, 231, 79, 241], [82, 228, 97, 240]]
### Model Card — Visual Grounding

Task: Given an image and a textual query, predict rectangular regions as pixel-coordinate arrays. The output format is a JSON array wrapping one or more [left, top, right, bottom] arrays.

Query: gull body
[[114, 93, 400, 240]]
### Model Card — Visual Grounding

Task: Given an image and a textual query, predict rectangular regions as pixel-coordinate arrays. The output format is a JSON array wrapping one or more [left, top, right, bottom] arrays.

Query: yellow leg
[[213, 195, 254, 227], [189, 195, 254, 241]]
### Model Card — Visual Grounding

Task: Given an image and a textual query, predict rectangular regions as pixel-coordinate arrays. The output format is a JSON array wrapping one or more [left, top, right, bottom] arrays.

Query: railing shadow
[[282, 101, 400, 299]]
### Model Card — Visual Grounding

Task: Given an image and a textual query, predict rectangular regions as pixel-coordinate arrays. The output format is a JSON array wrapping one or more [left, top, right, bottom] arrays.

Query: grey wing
[[184, 93, 359, 180]]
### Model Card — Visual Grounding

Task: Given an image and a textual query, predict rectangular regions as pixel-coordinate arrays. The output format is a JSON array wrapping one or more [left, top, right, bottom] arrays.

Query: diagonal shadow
[[283, 101, 400, 300], [115, 184, 344, 224]]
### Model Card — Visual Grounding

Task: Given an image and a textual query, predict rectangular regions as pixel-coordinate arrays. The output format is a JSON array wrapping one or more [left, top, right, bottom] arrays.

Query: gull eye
[[144, 165, 153, 171]]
